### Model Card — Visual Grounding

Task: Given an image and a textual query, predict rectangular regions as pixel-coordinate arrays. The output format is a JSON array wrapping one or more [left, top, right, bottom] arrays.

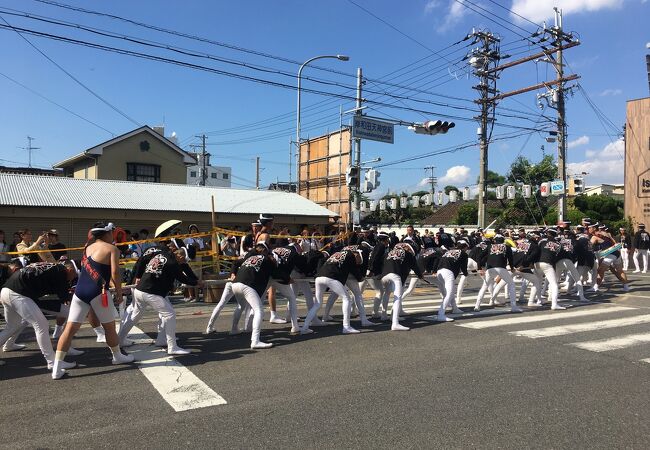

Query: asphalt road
[[1, 271, 649, 449]]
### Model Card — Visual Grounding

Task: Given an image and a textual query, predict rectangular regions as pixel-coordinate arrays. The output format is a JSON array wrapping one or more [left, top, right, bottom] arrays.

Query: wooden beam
[[484, 74, 580, 102], [486, 41, 580, 74]]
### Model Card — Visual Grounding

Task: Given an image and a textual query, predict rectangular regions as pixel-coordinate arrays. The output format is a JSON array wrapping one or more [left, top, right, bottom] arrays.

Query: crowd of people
[[0, 215, 648, 379]]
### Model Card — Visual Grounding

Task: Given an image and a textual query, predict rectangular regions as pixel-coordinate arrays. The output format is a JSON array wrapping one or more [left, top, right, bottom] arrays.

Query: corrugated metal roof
[[0, 173, 337, 217]]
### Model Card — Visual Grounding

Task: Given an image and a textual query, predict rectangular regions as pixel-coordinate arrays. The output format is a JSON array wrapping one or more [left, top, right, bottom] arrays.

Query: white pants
[[535, 262, 559, 306], [483, 267, 516, 308], [291, 278, 314, 310], [516, 271, 541, 304], [381, 273, 406, 327], [475, 269, 498, 307], [303, 277, 352, 331], [577, 265, 594, 289], [270, 280, 299, 330], [634, 249, 648, 272], [556, 258, 585, 300], [621, 248, 629, 271], [119, 289, 178, 348], [367, 276, 386, 315], [323, 276, 370, 322], [456, 257, 479, 303], [0, 288, 54, 365], [231, 282, 266, 345], [436, 269, 457, 317], [207, 281, 234, 330], [68, 292, 117, 324]]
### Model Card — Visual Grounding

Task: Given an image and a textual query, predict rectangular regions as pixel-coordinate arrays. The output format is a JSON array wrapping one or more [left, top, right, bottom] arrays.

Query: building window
[[223, 173, 229, 180], [211, 172, 217, 179], [127, 163, 160, 182], [190, 171, 197, 178]]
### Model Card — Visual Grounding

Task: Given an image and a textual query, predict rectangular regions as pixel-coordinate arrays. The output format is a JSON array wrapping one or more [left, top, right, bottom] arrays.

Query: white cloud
[[418, 177, 431, 187], [568, 139, 624, 185], [510, 0, 623, 24], [438, 165, 471, 185], [425, 0, 471, 33], [599, 88, 622, 97], [568, 135, 590, 149]]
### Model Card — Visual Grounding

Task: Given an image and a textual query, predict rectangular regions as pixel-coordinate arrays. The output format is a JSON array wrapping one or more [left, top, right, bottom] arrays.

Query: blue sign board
[[550, 180, 565, 194], [352, 117, 394, 144]]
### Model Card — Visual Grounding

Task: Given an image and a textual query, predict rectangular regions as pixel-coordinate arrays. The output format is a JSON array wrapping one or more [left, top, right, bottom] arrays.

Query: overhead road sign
[[352, 117, 394, 144]]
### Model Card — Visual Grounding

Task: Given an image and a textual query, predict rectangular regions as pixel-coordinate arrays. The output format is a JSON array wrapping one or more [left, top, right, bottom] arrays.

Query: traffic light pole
[[352, 67, 363, 226], [553, 7, 567, 222]]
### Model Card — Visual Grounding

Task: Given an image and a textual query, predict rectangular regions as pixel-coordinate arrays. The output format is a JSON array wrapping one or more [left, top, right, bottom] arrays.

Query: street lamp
[[294, 54, 350, 191]]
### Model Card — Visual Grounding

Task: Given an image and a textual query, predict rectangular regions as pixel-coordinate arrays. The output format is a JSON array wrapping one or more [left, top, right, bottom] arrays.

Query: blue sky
[[0, 0, 648, 194]]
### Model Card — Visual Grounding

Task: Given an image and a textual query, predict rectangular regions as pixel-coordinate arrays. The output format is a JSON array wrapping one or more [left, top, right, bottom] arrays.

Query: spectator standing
[[0, 230, 9, 263], [183, 224, 207, 302], [139, 228, 153, 252], [16, 229, 55, 264], [7, 231, 21, 253], [47, 230, 67, 261]]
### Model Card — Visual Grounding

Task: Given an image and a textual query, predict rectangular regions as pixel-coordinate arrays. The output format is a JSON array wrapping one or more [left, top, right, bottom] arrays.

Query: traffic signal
[[345, 166, 359, 187], [409, 120, 455, 135], [361, 168, 380, 193], [573, 177, 584, 194]]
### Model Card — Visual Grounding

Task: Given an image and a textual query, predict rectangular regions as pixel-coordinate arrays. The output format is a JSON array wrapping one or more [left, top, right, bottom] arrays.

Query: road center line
[[128, 326, 227, 412]]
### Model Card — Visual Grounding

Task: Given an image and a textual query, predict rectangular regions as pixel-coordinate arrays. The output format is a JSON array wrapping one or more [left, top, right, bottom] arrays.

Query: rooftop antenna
[[18, 136, 41, 167]]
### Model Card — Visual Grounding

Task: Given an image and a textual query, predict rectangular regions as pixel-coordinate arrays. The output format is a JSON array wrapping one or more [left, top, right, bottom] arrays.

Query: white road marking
[[511, 314, 650, 339], [457, 306, 632, 329], [640, 358, 650, 364], [129, 326, 227, 412], [419, 309, 512, 321], [570, 332, 650, 352]]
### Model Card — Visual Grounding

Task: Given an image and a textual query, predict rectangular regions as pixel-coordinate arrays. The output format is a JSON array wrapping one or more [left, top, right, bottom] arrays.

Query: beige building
[[54, 125, 196, 184], [582, 184, 624, 201], [624, 97, 650, 225]]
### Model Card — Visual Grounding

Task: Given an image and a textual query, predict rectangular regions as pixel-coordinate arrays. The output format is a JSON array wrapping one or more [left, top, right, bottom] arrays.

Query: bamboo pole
[[211, 195, 219, 273]]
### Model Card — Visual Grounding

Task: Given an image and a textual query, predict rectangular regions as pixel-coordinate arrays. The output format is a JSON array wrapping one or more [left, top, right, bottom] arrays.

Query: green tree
[[507, 154, 557, 187], [454, 203, 478, 225], [444, 185, 457, 195], [477, 170, 506, 187]]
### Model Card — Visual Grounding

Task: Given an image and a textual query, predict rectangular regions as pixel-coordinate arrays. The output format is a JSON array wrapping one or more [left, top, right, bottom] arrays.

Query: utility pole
[[552, 7, 567, 222], [255, 156, 260, 189], [424, 166, 437, 211], [352, 67, 363, 226], [20, 136, 41, 168], [192, 134, 209, 186], [468, 30, 500, 228]]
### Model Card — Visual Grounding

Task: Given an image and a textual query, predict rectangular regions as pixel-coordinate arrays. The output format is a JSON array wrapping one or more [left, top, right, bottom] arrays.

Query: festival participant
[[268, 243, 311, 334], [301, 248, 364, 335], [531, 228, 565, 310], [290, 245, 326, 325], [380, 240, 425, 331], [432, 240, 469, 322], [230, 241, 278, 348], [118, 244, 199, 355], [456, 235, 489, 304], [400, 246, 443, 302], [474, 234, 522, 313], [368, 232, 390, 319], [255, 214, 285, 324], [575, 225, 596, 291], [618, 227, 632, 272], [0, 261, 81, 371], [241, 221, 262, 255], [52, 223, 133, 380], [632, 223, 649, 273], [591, 225, 630, 291], [556, 228, 588, 302], [320, 242, 376, 328], [507, 230, 542, 306]]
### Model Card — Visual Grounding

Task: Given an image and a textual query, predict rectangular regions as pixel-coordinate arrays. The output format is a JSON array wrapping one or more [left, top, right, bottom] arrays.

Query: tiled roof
[[0, 173, 337, 218], [422, 199, 530, 225]]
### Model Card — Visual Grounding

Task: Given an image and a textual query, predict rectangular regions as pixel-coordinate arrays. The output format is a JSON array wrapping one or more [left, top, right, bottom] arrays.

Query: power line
[[0, 15, 139, 127], [0, 71, 115, 135]]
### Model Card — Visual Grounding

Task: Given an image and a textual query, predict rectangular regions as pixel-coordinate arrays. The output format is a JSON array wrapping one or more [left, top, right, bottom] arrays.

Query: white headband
[[91, 222, 115, 233]]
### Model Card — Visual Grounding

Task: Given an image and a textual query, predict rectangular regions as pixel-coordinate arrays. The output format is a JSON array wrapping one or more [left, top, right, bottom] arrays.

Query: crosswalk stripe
[[511, 314, 650, 339], [640, 358, 650, 364], [129, 326, 227, 412], [570, 332, 650, 352], [457, 306, 632, 329]]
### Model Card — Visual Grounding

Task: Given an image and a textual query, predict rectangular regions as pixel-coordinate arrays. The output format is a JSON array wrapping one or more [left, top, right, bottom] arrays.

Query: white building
[[186, 152, 231, 188]]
